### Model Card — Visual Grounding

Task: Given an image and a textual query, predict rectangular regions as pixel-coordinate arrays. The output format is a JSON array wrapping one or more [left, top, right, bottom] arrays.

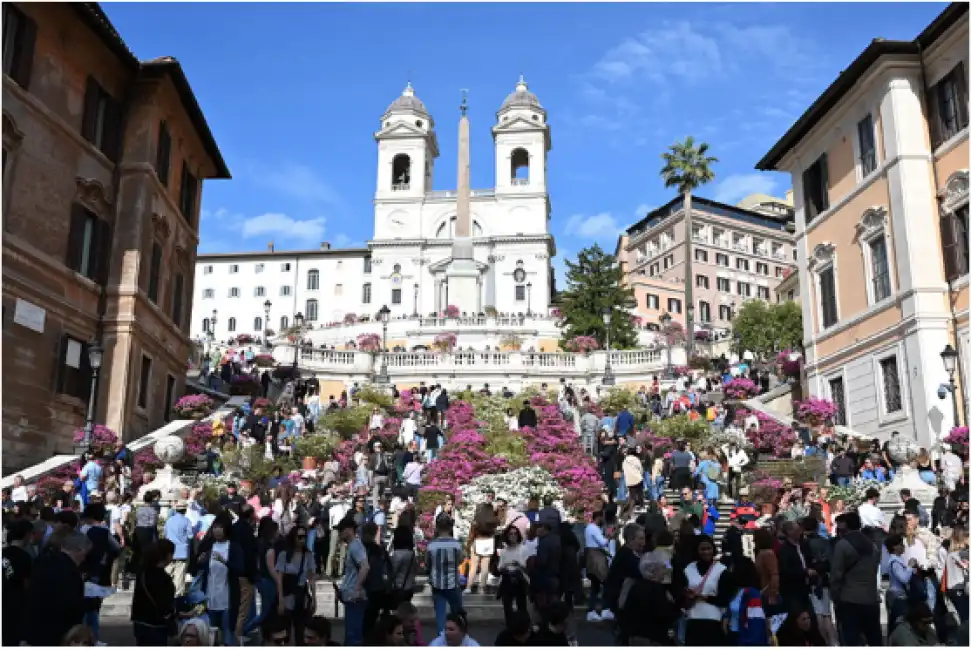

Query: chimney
[[268, 241, 274, 252], [320, 242, 330, 250]]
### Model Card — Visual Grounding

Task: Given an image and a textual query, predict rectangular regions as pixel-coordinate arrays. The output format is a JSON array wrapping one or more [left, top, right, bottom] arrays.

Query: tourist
[[427, 515, 465, 637], [752, 528, 781, 615], [604, 523, 644, 643], [495, 524, 530, 626], [916, 448, 936, 485], [325, 494, 350, 579], [622, 446, 645, 508], [620, 550, 679, 644], [436, 387, 450, 427], [425, 417, 444, 461], [943, 525, 969, 624], [371, 441, 392, 506], [247, 517, 284, 636], [517, 399, 537, 430], [354, 454, 372, 493], [529, 599, 571, 645], [231, 504, 260, 642], [62, 623, 98, 646], [682, 535, 730, 645], [889, 601, 939, 646], [466, 491, 498, 595], [776, 607, 828, 646], [505, 407, 519, 432], [778, 520, 814, 619], [830, 447, 856, 487], [304, 615, 339, 646], [369, 613, 407, 645], [163, 499, 193, 597], [399, 412, 417, 448], [389, 524, 418, 605], [669, 440, 694, 491], [131, 491, 159, 572], [493, 610, 535, 645], [275, 524, 316, 644], [79, 503, 119, 641], [130, 539, 177, 646], [178, 617, 212, 646], [831, 511, 882, 646], [2, 519, 33, 646], [338, 517, 368, 646], [196, 516, 239, 645], [723, 556, 770, 645], [429, 612, 480, 647], [583, 509, 611, 622]]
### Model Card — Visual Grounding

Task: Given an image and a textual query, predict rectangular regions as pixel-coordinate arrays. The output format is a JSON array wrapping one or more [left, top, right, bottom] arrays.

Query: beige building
[[774, 267, 800, 304], [2, 3, 229, 471], [757, 2, 968, 446], [617, 194, 797, 338]]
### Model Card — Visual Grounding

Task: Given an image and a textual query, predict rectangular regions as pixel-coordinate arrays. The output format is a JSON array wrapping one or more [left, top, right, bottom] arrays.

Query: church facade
[[190, 78, 556, 345]]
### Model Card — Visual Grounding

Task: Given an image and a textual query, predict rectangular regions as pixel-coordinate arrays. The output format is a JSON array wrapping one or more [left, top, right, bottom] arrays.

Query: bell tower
[[492, 75, 551, 195], [374, 82, 439, 200]]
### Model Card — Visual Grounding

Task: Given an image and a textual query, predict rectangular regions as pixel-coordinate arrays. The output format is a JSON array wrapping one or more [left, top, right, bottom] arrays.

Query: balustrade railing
[[611, 350, 661, 365], [523, 353, 577, 368], [384, 352, 441, 367]]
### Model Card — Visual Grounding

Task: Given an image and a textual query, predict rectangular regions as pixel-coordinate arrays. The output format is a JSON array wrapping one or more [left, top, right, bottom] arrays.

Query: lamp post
[[209, 309, 217, 354], [602, 307, 616, 386], [526, 282, 533, 317], [412, 283, 419, 318], [292, 312, 304, 369], [942, 343, 962, 426], [81, 339, 104, 448], [263, 299, 272, 351], [661, 312, 673, 378], [376, 305, 391, 384]]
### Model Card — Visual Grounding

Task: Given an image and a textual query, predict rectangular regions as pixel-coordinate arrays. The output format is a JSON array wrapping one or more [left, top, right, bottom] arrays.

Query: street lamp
[[263, 299, 272, 351], [209, 309, 218, 351], [526, 282, 533, 317], [413, 283, 419, 318], [376, 305, 391, 384], [292, 312, 304, 369], [81, 339, 104, 449], [660, 312, 673, 378], [602, 307, 616, 386], [942, 343, 962, 426]]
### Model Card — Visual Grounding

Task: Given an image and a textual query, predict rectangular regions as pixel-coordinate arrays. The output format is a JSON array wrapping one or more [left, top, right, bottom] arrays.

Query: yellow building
[[757, 3, 969, 447]]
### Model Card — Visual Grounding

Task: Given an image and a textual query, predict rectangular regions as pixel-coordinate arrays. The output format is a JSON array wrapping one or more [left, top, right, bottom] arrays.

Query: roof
[[757, 2, 968, 170], [625, 194, 794, 238], [499, 76, 544, 113], [385, 82, 430, 117], [72, 4, 230, 179], [197, 247, 370, 262]]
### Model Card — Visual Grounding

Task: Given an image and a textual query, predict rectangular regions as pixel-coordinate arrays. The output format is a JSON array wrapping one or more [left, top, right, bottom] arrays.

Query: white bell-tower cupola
[[374, 82, 439, 200], [492, 75, 551, 195]]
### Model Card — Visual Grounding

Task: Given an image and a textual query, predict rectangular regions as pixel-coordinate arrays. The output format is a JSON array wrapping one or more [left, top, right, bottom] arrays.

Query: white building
[[190, 78, 556, 346]]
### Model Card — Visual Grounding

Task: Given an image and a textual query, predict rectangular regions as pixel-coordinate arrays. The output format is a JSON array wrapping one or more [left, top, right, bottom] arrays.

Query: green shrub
[[654, 415, 710, 443], [598, 388, 640, 413], [357, 385, 394, 409], [318, 406, 369, 439], [293, 434, 338, 460]]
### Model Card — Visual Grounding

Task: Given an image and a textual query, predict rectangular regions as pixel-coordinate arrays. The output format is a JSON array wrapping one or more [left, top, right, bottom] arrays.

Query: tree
[[732, 300, 804, 361], [660, 137, 718, 360], [559, 244, 638, 350]]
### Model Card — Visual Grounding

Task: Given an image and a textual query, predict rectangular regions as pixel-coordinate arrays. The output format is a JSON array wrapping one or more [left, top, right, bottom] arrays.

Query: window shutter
[[148, 242, 162, 302], [94, 219, 113, 285], [954, 62, 969, 130], [102, 94, 124, 163], [81, 77, 100, 144], [54, 333, 69, 394], [156, 122, 171, 186], [11, 9, 36, 90], [927, 80, 943, 147], [941, 212, 959, 281], [65, 205, 87, 271], [172, 273, 184, 328], [818, 154, 830, 211]]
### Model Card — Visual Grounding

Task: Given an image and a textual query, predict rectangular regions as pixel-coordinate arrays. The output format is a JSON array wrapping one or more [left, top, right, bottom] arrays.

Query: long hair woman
[[496, 524, 530, 627], [131, 539, 176, 646], [682, 535, 731, 645], [195, 517, 240, 645], [276, 524, 316, 645], [245, 517, 285, 637]]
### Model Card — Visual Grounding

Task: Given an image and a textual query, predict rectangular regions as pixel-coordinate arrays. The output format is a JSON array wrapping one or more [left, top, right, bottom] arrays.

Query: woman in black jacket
[[558, 521, 583, 611], [131, 539, 176, 646], [603, 523, 646, 644]]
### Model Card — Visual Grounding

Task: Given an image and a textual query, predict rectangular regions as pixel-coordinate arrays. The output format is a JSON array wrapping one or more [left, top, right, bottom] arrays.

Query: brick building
[[2, 3, 230, 472]]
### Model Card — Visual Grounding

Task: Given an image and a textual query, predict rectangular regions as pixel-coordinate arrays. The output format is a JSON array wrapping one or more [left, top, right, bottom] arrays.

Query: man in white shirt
[[857, 487, 886, 531], [399, 413, 417, 447], [326, 497, 351, 578], [369, 408, 384, 432], [10, 475, 28, 503], [941, 444, 963, 491]]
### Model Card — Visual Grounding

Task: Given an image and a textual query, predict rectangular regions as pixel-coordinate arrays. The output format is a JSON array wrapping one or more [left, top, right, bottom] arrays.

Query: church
[[190, 77, 557, 344]]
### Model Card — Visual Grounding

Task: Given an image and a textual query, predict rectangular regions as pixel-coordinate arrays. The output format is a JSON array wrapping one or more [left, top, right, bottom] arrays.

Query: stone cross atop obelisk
[[446, 89, 480, 312]]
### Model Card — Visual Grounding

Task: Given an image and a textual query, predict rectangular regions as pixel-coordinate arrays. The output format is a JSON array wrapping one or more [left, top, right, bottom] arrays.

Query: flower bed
[[73, 424, 120, 457], [356, 333, 381, 352], [724, 378, 760, 400], [794, 397, 836, 424], [343, 313, 358, 325], [444, 304, 460, 318], [172, 394, 215, 419], [563, 335, 599, 353], [253, 353, 276, 368], [826, 478, 885, 508], [453, 467, 562, 538], [736, 408, 797, 457], [945, 426, 968, 454]]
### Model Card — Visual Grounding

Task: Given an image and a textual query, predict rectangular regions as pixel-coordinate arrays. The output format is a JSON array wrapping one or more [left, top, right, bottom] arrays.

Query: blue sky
[[104, 1, 946, 283]]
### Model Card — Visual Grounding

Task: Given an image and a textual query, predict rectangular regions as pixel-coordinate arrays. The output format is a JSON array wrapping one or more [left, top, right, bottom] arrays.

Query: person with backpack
[[694, 448, 722, 507], [360, 521, 393, 634], [885, 533, 930, 639], [275, 525, 316, 646]]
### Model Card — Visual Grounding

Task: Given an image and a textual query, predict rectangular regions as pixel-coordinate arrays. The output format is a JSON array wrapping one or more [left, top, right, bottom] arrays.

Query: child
[[396, 601, 424, 646]]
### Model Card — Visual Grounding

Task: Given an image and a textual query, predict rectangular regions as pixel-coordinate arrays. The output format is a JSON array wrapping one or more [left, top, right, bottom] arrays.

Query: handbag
[[139, 571, 178, 636], [585, 547, 609, 582]]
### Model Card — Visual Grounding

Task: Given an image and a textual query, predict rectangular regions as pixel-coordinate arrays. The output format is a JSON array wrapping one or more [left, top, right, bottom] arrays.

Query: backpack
[[705, 462, 721, 481], [363, 544, 392, 594], [891, 559, 929, 604]]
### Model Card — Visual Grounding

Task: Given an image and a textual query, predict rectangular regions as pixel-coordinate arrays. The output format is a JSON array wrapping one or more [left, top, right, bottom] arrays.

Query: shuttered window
[[802, 154, 830, 222], [929, 63, 969, 148], [55, 335, 91, 401], [819, 267, 838, 328], [179, 165, 198, 223], [147, 242, 162, 303], [156, 122, 171, 186], [81, 77, 123, 162], [66, 205, 112, 284], [941, 205, 970, 281], [171, 273, 184, 328], [2, 4, 36, 89]]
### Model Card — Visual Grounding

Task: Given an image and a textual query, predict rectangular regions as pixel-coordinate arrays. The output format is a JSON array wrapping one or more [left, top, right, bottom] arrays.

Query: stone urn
[[154, 435, 186, 466], [887, 435, 919, 465], [137, 435, 188, 506]]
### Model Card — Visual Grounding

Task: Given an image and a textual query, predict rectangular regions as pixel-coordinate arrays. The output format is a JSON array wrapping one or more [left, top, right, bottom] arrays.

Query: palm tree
[[660, 136, 717, 361]]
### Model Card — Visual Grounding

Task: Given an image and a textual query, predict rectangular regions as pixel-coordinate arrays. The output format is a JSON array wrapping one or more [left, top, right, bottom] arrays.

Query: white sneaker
[[463, 588, 472, 595], [600, 609, 615, 621], [586, 611, 602, 622]]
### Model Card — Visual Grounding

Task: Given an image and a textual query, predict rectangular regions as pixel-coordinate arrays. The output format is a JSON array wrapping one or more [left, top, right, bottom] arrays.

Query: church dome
[[385, 82, 429, 116], [500, 75, 544, 112]]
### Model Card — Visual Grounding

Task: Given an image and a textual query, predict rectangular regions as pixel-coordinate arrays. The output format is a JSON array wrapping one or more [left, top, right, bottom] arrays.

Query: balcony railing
[[391, 183, 410, 191], [511, 178, 530, 186]]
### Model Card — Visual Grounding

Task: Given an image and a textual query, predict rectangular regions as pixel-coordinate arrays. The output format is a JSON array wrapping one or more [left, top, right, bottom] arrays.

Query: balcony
[[392, 183, 410, 191], [772, 250, 787, 260], [511, 178, 530, 187], [692, 233, 708, 244], [425, 189, 497, 199]]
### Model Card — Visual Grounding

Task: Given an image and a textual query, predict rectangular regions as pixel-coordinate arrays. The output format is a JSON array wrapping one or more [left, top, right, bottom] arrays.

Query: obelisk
[[446, 90, 480, 313]]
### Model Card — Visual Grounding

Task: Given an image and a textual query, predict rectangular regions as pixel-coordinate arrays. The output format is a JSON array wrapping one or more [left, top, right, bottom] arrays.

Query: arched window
[[307, 269, 319, 290], [227, 317, 236, 332], [202, 317, 210, 333], [435, 217, 484, 238], [306, 299, 319, 322], [280, 315, 289, 330], [254, 316, 263, 331], [391, 154, 411, 190], [511, 148, 529, 185]]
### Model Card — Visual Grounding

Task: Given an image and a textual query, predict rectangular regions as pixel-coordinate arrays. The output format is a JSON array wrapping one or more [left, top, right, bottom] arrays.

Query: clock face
[[513, 268, 526, 282], [388, 216, 405, 231]]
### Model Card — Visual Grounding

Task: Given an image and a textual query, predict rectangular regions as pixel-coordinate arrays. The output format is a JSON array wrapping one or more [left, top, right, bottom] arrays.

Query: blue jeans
[[432, 587, 464, 637], [83, 608, 100, 641], [835, 476, 850, 487], [244, 576, 278, 634], [616, 473, 627, 502], [653, 475, 665, 501], [344, 600, 367, 646], [209, 609, 236, 646]]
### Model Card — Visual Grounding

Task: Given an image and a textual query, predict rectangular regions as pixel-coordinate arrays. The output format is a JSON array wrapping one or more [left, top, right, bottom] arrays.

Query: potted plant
[[444, 304, 460, 319], [229, 375, 261, 396], [433, 332, 458, 352], [172, 394, 216, 419], [795, 397, 837, 427], [293, 434, 336, 470], [563, 335, 599, 355], [500, 334, 523, 351], [356, 333, 382, 352], [724, 378, 760, 400], [749, 477, 782, 511], [253, 353, 276, 368]]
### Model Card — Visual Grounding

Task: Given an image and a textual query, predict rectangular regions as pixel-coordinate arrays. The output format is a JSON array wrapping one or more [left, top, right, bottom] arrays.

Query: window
[[254, 317, 263, 331], [254, 286, 265, 297], [137, 354, 152, 410], [829, 377, 847, 425], [646, 294, 660, 309], [229, 287, 239, 298], [717, 277, 731, 292], [306, 299, 319, 321], [202, 317, 210, 333], [942, 205, 970, 281], [281, 262, 291, 272], [171, 274, 184, 328], [787, 290, 795, 301], [802, 154, 830, 222], [694, 249, 708, 263], [229, 264, 239, 273], [255, 263, 264, 273], [307, 269, 320, 290], [818, 267, 838, 328], [66, 205, 112, 283], [203, 289, 214, 299], [699, 301, 711, 323], [515, 285, 526, 301], [179, 165, 198, 223], [716, 253, 729, 267], [280, 316, 289, 330], [735, 258, 749, 272], [667, 298, 682, 314], [775, 266, 785, 278], [757, 286, 770, 300], [364, 257, 372, 273], [719, 305, 732, 321], [81, 77, 122, 161], [2, 4, 36, 89], [868, 234, 891, 302], [391, 289, 402, 305], [649, 263, 659, 276], [56, 335, 92, 401], [929, 63, 969, 147], [737, 282, 751, 297], [204, 265, 213, 275], [879, 355, 903, 414], [756, 262, 769, 276], [362, 283, 372, 304], [227, 317, 236, 332], [163, 375, 176, 422], [857, 114, 877, 176], [663, 255, 674, 269], [695, 275, 709, 289], [156, 122, 171, 186], [280, 285, 291, 296], [147, 242, 162, 303], [335, 284, 343, 297]]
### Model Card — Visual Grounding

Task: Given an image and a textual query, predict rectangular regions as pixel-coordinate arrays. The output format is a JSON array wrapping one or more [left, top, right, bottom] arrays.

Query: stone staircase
[[631, 487, 735, 549]]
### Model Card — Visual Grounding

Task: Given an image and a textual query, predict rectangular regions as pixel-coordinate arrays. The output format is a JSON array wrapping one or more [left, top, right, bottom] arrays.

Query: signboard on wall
[[13, 298, 45, 333]]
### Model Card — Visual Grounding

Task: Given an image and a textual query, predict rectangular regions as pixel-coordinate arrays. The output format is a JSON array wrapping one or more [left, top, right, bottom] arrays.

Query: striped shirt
[[426, 536, 464, 590]]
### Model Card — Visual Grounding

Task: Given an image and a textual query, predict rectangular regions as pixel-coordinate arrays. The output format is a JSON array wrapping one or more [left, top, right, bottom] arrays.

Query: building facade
[[616, 195, 797, 336], [2, 3, 229, 471], [757, 2, 969, 447], [191, 78, 556, 345]]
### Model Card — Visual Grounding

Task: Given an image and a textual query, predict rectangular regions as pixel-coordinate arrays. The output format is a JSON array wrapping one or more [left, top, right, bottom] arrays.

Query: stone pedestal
[[446, 238, 480, 314], [136, 435, 188, 507], [879, 463, 937, 511]]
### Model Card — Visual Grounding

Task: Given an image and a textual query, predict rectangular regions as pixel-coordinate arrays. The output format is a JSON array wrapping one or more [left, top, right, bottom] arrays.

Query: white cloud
[[241, 212, 328, 242], [712, 174, 779, 205], [564, 212, 623, 241]]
